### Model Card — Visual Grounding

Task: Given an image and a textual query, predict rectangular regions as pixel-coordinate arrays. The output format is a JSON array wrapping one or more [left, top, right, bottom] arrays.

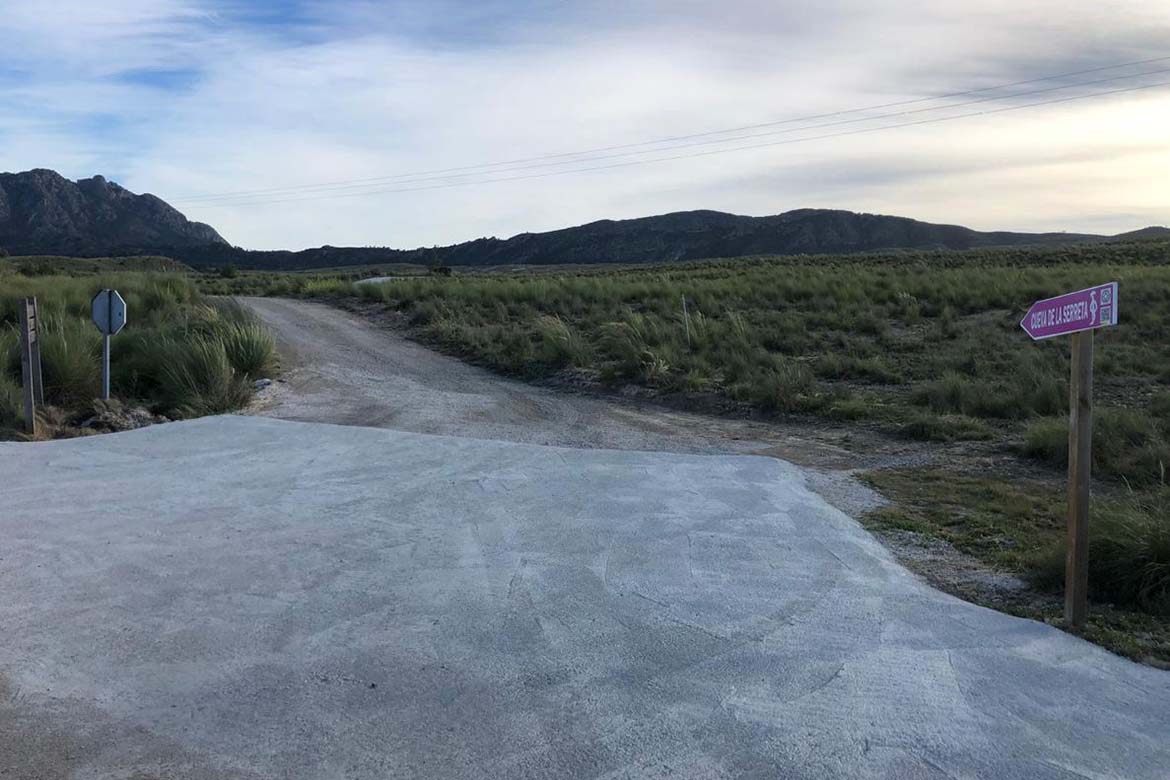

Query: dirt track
[[237, 296, 930, 515]]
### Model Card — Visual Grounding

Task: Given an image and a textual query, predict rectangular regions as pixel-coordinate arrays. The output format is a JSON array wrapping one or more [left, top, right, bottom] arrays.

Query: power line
[[190, 78, 1170, 209], [171, 55, 1170, 203], [179, 66, 1170, 204]]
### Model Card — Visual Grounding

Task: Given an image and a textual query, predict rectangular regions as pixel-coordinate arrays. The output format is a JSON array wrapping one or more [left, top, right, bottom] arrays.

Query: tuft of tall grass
[[901, 412, 994, 442], [599, 316, 672, 383], [914, 361, 1064, 420], [751, 360, 816, 413], [0, 373, 22, 429], [38, 315, 102, 407], [158, 336, 254, 417], [1034, 488, 1170, 614], [0, 325, 17, 379], [1023, 408, 1170, 486], [535, 315, 590, 368], [1151, 391, 1170, 429], [217, 320, 277, 379]]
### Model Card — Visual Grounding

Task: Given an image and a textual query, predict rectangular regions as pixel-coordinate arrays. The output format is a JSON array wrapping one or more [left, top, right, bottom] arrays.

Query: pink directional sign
[[1021, 282, 1119, 340]]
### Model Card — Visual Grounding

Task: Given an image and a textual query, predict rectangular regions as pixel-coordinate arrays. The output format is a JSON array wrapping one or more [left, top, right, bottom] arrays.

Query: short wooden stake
[[28, 298, 44, 405], [1065, 330, 1094, 627], [17, 297, 38, 436]]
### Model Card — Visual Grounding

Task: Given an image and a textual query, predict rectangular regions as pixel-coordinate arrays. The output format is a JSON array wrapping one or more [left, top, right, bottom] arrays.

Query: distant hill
[[2, 169, 1165, 269], [438, 209, 1107, 266], [0, 169, 226, 257], [1113, 226, 1170, 242], [181, 208, 1140, 270]]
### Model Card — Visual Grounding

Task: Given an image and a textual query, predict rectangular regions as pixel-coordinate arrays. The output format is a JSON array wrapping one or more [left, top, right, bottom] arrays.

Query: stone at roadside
[[74, 400, 168, 433]]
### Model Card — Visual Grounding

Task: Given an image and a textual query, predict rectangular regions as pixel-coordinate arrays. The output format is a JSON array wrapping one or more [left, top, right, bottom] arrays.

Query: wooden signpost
[[1020, 281, 1119, 626], [17, 297, 44, 435]]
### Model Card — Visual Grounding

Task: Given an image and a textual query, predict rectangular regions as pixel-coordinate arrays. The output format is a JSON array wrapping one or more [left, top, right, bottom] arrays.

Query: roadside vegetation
[[1, 271, 275, 438], [0, 254, 188, 275], [203, 239, 1170, 662], [196, 264, 427, 297]]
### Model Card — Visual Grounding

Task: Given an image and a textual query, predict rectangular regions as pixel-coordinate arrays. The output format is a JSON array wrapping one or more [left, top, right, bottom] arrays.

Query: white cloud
[[2, 0, 1168, 248]]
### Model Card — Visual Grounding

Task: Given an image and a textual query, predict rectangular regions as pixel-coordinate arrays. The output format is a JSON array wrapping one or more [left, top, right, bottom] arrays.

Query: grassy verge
[[1, 273, 276, 437], [1, 255, 189, 275], [861, 469, 1170, 664]]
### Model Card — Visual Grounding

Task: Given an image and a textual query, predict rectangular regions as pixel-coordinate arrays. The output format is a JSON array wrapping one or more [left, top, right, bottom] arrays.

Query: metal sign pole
[[91, 288, 126, 402], [103, 290, 112, 400], [102, 333, 112, 401]]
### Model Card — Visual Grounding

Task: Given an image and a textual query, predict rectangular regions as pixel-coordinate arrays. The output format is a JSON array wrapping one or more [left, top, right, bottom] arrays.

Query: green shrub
[[1034, 488, 1170, 614], [0, 325, 17, 381], [1023, 409, 1170, 486], [1022, 416, 1066, 462], [915, 365, 1064, 420], [1151, 391, 1170, 428], [38, 315, 101, 407], [111, 328, 178, 401], [159, 337, 253, 417], [599, 317, 668, 382], [217, 321, 276, 379], [745, 360, 816, 413], [0, 273, 277, 433], [815, 354, 902, 384], [915, 372, 969, 415], [536, 315, 589, 367], [0, 373, 22, 429], [901, 413, 994, 442]]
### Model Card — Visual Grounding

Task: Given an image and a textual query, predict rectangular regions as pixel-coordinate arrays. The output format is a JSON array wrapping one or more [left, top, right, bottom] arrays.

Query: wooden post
[[17, 298, 38, 436], [28, 298, 44, 405], [1066, 330, 1094, 627]]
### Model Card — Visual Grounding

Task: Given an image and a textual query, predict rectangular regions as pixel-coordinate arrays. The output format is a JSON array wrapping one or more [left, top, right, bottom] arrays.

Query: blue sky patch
[[114, 68, 202, 92]]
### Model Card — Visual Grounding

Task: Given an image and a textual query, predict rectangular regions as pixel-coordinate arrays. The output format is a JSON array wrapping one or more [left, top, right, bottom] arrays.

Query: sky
[[2, 0, 1169, 250]]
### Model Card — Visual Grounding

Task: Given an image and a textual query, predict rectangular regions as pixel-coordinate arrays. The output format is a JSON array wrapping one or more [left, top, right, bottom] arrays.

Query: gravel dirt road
[[240, 296, 839, 453], [238, 296, 927, 515]]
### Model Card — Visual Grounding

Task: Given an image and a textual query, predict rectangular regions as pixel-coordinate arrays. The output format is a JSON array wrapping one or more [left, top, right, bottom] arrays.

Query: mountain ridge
[[1, 169, 1164, 268], [0, 169, 226, 257]]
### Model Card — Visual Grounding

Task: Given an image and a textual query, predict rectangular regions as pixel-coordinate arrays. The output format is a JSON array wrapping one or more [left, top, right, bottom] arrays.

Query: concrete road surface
[[2, 416, 1167, 779]]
